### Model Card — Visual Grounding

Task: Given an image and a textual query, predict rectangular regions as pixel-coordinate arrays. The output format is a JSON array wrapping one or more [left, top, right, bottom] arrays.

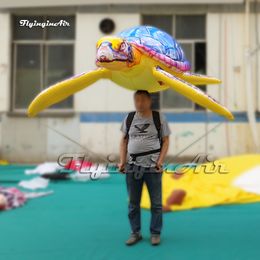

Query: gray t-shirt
[[120, 111, 171, 167]]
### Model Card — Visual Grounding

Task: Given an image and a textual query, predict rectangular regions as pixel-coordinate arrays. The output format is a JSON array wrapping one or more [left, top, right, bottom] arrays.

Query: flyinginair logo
[[19, 19, 70, 28], [56, 152, 229, 181]]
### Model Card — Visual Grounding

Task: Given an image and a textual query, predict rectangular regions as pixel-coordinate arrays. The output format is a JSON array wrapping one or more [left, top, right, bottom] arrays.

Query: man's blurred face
[[134, 94, 152, 112]]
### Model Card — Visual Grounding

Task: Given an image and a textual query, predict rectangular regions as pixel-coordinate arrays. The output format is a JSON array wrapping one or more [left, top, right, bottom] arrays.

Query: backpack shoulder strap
[[124, 111, 136, 139], [152, 110, 162, 143]]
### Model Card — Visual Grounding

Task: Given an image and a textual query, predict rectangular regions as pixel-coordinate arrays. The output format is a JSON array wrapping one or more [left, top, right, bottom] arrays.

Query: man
[[118, 90, 171, 246]]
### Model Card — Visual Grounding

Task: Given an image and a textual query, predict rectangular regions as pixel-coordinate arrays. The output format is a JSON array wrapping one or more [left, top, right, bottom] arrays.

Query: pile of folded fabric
[[23, 160, 110, 183], [0, 160, 112, 212], [0, 187, 26, 210], [0, 186, 52, 211]]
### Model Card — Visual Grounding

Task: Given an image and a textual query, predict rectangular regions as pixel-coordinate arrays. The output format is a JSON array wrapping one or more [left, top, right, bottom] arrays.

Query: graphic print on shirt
[[134, 123, 150, 133]]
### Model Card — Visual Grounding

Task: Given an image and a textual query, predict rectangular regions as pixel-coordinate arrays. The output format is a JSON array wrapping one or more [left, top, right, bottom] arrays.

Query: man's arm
[[118, 134, 128, 173], [156, 136, 170, 171]]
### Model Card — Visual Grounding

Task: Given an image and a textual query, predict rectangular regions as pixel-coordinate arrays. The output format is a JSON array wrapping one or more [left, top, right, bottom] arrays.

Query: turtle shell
[[118, 25, 191, 72]]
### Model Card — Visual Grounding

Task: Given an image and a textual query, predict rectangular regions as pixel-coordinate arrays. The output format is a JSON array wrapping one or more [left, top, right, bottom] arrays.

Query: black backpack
[[124, 110, 162, 149]]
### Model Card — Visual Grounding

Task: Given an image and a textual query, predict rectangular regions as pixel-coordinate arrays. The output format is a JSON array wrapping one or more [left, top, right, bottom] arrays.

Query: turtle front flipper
[[178, 71, 221, 85], [152, 66, 234, 120], [27, 68, 111, 117]]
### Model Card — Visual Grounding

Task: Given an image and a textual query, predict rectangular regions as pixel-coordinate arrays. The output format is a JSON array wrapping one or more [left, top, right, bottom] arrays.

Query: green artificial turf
[[0, 165, 260, 260]]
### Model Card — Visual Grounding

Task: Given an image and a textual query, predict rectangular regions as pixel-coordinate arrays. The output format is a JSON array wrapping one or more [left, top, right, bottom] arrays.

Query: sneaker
[[125, 232, 142, 246], [150, 234, 160, 246]]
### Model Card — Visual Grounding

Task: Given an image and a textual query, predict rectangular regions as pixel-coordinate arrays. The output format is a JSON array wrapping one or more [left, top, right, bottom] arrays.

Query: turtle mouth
[[96, 41, 133, 65], [96, 56, 129, 63]]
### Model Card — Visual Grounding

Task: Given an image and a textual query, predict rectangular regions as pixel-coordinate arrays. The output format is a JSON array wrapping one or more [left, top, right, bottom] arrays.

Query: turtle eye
[[119, 42, 127, 51]]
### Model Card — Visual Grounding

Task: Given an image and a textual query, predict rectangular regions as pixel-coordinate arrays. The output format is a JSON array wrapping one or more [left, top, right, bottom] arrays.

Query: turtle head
[[96, 36, 140, 70]]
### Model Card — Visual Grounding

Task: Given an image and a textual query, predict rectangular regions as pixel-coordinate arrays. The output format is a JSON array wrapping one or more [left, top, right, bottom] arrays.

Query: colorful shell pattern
[[118, 25, 191, 72]]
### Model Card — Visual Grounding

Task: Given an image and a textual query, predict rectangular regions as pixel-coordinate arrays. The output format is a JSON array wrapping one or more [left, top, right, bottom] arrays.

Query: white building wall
[[168, 123, 207, 159], [207, 12, 260, 156], [0, 12, 10, 112], [253, 14, 260, 111], [0, 12, 81, 162], [0, 8, 259, 162], [0, 13, 10, 159]]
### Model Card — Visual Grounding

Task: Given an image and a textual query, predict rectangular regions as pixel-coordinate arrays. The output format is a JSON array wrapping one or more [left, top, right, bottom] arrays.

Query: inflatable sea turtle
[[27, 25, 234, 120]]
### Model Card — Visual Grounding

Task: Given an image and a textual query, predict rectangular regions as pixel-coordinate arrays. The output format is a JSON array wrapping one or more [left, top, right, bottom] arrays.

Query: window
[[142, 15, 206, 111], [12, 15, 75, 112]]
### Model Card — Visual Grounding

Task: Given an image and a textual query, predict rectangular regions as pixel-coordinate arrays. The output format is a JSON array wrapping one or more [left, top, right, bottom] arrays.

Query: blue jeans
[[125, 163, 162, 235]]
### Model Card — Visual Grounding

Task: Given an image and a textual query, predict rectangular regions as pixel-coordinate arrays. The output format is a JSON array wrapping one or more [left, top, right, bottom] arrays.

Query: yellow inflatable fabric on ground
[[140, 154, 260, 211]]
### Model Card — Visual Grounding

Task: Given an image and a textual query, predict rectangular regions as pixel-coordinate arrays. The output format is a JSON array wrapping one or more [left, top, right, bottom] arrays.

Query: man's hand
[[156, 161, 163, 173], [117, 162, 126, 174], [156, 136, 169, 173]]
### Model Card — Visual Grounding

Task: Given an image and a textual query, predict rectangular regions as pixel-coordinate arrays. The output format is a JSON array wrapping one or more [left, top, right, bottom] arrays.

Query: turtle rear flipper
[[178, 71, 221, 85], [153, 66, 234, 120], [27, 68, 111, 117]]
